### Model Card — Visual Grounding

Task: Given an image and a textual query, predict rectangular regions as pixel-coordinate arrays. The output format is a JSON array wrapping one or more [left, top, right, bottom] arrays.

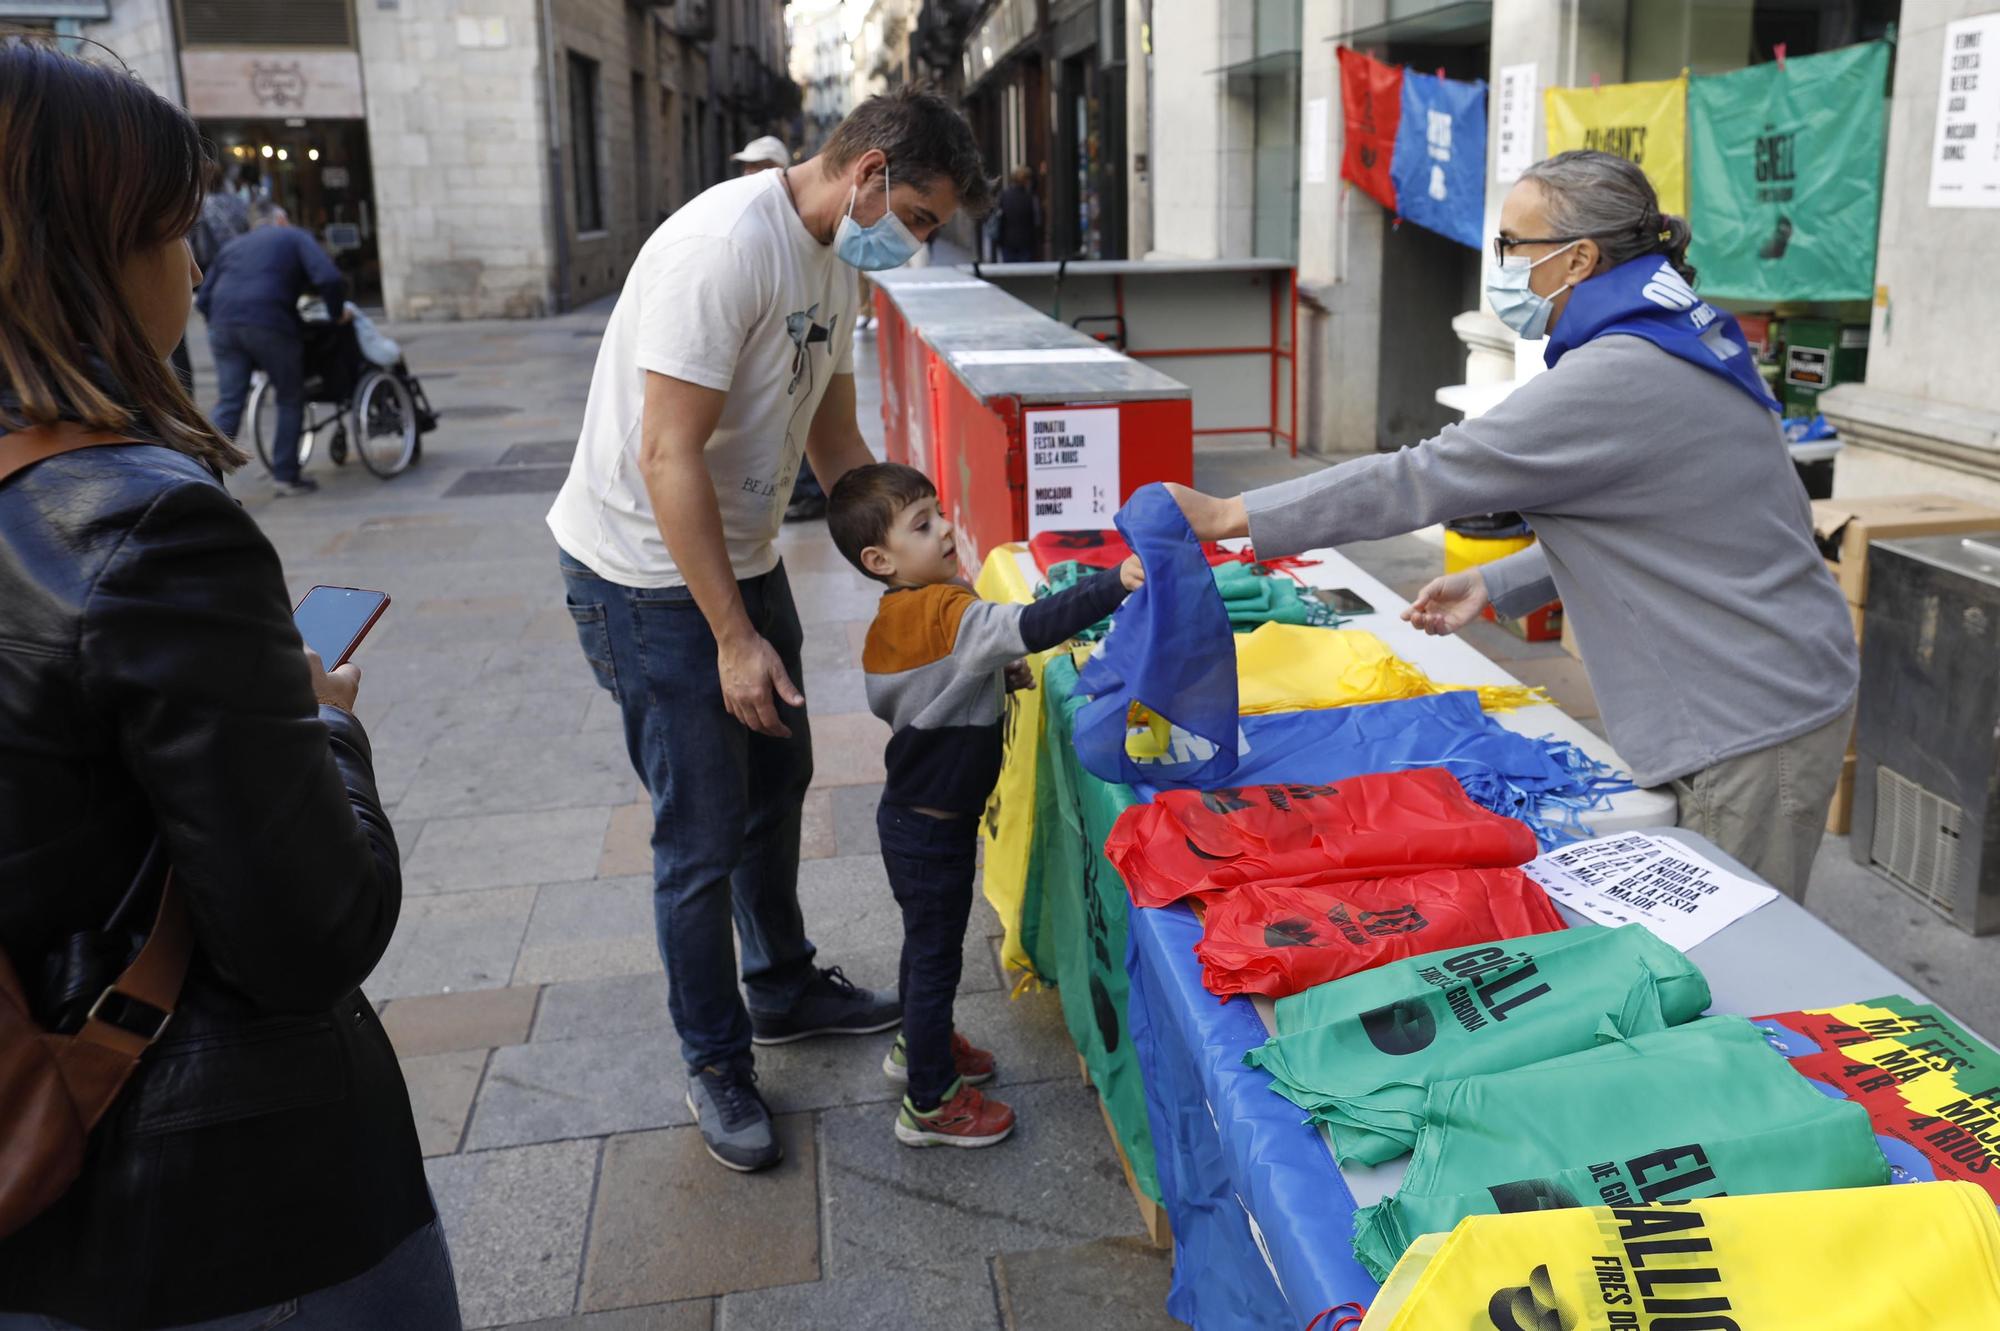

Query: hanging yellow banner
[[1543, 76, 1687, 216], [974, 545, 1049, 988]]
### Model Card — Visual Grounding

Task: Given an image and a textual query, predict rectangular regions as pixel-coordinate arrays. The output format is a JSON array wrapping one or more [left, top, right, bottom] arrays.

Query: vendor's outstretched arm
[[1213, 358, 1611, 557]]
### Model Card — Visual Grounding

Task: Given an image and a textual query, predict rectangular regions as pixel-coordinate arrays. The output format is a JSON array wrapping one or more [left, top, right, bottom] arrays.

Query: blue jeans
[[0, 1219, 460, 1330], [559, 551, 818, 1069], [876, 804, 979, 1109], [208, 321, 305, 482]]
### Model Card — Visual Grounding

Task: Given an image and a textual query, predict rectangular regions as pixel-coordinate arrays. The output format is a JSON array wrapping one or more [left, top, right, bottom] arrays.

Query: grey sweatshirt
[[1244, 334, 1858, 787]]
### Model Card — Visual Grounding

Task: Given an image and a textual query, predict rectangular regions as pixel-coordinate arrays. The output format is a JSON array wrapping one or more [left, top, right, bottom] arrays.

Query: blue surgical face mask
[[834, 165, 921, 271], [1486, 241, 1579, 339]]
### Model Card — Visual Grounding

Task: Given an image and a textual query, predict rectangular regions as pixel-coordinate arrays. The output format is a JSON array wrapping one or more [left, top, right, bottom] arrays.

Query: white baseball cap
[[732, 136, 790, 168]]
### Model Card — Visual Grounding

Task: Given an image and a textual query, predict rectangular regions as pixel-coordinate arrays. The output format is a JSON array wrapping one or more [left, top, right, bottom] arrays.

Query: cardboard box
[[1560, 610, 1582, 660], [1827, 753, 1858, 836], [1812, 495, 2000, 606], [1497, 601, 1563, 643]]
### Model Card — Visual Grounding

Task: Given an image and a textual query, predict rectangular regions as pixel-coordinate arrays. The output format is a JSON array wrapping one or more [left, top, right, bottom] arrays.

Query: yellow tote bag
[[975, 545, 1050, 989], [1234, 624, 1547, 716], [1544, 77, 1688, 217], [1361, 1181, 2000, 1331]]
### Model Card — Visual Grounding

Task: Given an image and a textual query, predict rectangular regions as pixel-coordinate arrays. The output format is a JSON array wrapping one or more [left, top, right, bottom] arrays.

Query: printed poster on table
[[1931, 13, 2000, 208], [1024, 407, 1119, 538], [1545, 76, 1688, 215], [1688, 42, 1890, 301], [1338, 46, 1403, 212], [1496, 62, 1538, 184], [1526, 832, 1777, 950], [1391, 70, 1488, 249]]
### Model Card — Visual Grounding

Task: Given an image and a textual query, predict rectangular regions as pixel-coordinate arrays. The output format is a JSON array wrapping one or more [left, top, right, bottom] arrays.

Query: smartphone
[[1312, 587, 1376, 616], [294, 585, 391, 667]]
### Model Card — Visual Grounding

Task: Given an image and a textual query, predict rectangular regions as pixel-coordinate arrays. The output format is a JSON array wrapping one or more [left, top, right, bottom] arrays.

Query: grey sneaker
[[750, 966, 900, 1046], [273, 476, 320, 497], [685, 1061, 781, 1173]]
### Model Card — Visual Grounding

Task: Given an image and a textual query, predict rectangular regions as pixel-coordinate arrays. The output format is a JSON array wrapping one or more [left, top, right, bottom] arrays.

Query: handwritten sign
[[1496, 62, 1538, 184], [1931, 13, 2000, 208], [1527, 832, 1777, 951], [1024, 407, 1119, 538]]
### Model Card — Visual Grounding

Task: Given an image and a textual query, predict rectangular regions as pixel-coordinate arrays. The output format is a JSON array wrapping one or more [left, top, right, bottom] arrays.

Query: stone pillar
[[1818, 1, 2000, 508], [355, 0, 557, 321], [1145, 0, 1225, 258], [82, 0, 182, 104]]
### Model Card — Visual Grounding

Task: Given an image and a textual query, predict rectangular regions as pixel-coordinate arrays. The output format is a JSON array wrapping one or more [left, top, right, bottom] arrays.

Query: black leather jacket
[[0, 441, 431, 1329]]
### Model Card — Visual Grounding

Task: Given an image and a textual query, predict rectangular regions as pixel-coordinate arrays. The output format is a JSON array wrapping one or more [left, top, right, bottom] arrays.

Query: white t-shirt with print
[[547, 170, 856, 588]]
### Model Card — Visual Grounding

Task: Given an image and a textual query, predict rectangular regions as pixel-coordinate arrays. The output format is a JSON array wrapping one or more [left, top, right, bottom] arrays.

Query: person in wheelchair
[[292, 299, 439, 472], [198, 199, 348, 496]]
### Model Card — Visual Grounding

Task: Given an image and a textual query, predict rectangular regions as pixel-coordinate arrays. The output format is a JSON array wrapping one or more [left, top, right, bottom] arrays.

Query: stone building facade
[[46, 0, 792, 321]]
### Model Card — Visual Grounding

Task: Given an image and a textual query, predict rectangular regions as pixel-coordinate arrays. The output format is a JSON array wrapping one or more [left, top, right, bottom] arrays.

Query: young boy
[[829, 463, 1142, 1146]]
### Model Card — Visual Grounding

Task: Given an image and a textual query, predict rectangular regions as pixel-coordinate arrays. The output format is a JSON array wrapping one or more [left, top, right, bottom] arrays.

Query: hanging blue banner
[[1390, 71, 1488, 250]]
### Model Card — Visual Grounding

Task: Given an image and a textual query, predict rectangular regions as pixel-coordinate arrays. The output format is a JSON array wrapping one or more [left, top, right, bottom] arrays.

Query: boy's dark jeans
[[559, 550, 818, 1071], [876, 803, 979, 1110]]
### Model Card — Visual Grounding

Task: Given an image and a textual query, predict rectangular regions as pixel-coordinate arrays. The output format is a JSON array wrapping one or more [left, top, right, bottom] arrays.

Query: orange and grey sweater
[[863, 570, 1131, 814]]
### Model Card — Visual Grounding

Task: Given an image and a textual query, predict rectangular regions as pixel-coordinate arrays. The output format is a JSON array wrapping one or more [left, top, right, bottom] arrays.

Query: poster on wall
[[1391, 71, 1488, 249], [1496, 62, 1539, 183], [1688, 42, 1891, 301], [1930, 13, 2000, 208], [1338, 46, 1404, 212], [1544, 77, 1688, 215], [1024, 407, 1120, 538]]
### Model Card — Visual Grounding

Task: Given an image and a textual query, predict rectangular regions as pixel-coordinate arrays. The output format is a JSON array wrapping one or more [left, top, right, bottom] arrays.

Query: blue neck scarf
[[1546, 255, 1780, 413]]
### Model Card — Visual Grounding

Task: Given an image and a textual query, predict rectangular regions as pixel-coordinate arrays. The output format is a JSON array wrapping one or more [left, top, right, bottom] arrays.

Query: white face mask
[[833, 164, 922, 271], [1486, 241, 1580, 340]]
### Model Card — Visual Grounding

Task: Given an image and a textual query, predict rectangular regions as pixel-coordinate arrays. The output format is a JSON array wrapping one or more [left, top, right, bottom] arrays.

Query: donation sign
[[1024, 407, 1119, 538], [1930, 13, 2000, 208], [1526, 832, 1777, 950]]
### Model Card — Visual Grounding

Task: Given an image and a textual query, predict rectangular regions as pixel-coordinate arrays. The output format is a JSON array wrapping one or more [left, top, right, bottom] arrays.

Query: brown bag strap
[[0, 422, 144, 488], [49, 878, 191, 1129]]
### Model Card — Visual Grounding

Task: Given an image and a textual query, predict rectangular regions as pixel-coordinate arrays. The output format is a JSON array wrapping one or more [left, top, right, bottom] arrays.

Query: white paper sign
[[1930, 14, 2000, 207], [955, 347, 1125, 365], [1495, 62, 1538, 184], [1526, 832, 1778, 951], [1025, 407, 1119, 537], [1304, 96, 1330, 185]]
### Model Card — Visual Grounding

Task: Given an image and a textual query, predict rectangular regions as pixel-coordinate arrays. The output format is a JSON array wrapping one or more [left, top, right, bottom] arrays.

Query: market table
[[994, 538, 1678, 1263], [1124, 827, 1932, 1328]]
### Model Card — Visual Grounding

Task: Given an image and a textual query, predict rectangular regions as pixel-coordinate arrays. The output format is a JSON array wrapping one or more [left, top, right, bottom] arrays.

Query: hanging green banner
[[1687, 41, 1890, 301]]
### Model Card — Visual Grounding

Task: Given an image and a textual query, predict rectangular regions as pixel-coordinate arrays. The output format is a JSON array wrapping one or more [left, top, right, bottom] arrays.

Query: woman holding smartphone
[[0, 36, 456, 1330]]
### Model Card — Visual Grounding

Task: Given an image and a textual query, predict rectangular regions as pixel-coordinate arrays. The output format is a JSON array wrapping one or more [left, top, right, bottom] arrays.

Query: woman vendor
[[1168, 150, 1857, 902]]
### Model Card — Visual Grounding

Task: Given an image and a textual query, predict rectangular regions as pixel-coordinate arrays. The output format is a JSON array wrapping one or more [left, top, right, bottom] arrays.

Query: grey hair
[[1520, 149, 1696, 285]]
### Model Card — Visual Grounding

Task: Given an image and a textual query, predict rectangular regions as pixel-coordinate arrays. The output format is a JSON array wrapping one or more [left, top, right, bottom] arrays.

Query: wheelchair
[[246, 320, 438, 480]]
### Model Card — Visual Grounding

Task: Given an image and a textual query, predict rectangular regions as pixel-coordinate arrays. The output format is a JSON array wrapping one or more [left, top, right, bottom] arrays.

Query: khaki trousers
[[1669, 706, 1855, 904]]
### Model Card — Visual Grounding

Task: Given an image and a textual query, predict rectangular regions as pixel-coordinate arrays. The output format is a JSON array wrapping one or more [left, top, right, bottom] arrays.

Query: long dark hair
[[1521, 149, 1698, 286], [0, 33, 243, 469]]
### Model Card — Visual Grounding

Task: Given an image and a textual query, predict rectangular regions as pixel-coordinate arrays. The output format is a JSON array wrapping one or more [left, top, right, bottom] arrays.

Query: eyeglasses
[[1491, 234, 1586, 267]]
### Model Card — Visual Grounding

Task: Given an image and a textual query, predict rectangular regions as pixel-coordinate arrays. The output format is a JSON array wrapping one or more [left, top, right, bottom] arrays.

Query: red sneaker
[[881, 1030, 997, 1086], [894, 1078, 1016, 1148]]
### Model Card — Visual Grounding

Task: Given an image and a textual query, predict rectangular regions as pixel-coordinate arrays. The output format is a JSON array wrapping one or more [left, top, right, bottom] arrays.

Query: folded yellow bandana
[[1234, 624, 1548, 716]]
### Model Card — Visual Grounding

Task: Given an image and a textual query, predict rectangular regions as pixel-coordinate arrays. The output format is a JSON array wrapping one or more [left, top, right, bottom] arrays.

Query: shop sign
[[1023, 406, 1119, 538], [1930, 12, 2000, 208], [181, 49, 365, 120]]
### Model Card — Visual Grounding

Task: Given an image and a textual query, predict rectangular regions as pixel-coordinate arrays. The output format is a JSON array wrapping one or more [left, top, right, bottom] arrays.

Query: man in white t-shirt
[[548, 87, 992, 1174]]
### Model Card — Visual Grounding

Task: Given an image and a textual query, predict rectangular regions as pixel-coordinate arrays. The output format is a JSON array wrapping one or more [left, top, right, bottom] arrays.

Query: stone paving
[[199, 290, 2000, 1328]]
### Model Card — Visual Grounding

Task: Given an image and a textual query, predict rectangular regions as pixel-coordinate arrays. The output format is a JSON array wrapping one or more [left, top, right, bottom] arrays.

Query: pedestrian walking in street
[[1166, 150, 1858, 902], [548, 85, 994, 1173], [198, 198, 351, 497], [995, 166, 1042, 263], [0, 35, 456, 1331]]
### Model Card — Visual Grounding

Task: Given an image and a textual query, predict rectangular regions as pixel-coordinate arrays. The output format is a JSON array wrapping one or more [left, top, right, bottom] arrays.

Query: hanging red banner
[[1338, 46, 1403, 212]]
